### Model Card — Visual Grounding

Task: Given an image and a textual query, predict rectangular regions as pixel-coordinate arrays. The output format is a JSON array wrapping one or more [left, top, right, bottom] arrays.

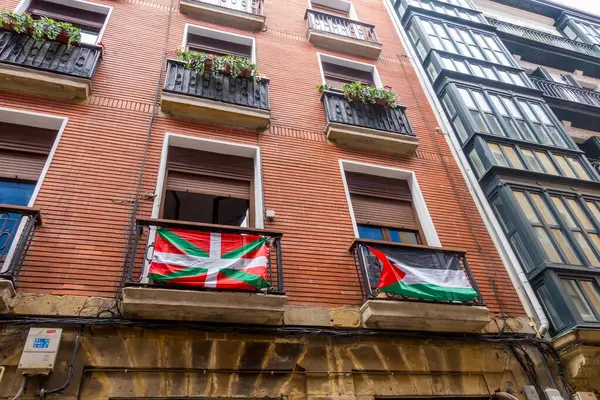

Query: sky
[[551, 0, 600, 16]]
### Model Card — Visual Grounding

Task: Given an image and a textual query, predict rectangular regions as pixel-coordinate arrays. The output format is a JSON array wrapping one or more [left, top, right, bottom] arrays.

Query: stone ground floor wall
[[0, 325, 564, 400]]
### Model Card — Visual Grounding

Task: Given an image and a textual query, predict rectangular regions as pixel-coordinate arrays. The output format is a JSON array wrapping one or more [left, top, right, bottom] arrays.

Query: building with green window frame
[[387, 0, 600, 392]]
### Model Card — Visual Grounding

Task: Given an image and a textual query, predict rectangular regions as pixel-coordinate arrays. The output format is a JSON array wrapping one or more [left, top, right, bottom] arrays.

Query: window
[[346, 172, 423, 245], [318, 54, 379, 91], [567, 20, 600, 46], [182, 25, 254, 60], [20, 0, 111, 45], [310, 0, 350, 17], [562, 279, 600, 322], [0, 121, 57, 259], [162, 147, 255, 228], [433, 55, 527, 87], [457, 88, 502, 135], [442, 93, 469, 142]]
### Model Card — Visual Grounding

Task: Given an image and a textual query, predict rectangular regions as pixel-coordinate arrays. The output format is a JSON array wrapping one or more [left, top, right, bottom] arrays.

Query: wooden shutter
[[346, 172, 419, 230], [311, 3, 349, 17], [165, 147, 253, 199], [186, 34, 252, 58], [167, 171, 250, 199], [322, 62, 375, 88], [27, 0, 106, 31], [0, 122, 55, 181]]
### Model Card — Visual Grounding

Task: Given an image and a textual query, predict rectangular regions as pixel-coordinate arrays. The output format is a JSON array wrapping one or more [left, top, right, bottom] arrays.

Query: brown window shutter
[[351, 193, 419, 230], [166, 171, 251, 199], [321, 62, 375, 87], [27, 0, 106, 31], [167, 147, 254, 181], [186, 34, 253, 58], [345, 172, 412, 200], [0, 150, 47, 181], [311, 3, 349, 17]]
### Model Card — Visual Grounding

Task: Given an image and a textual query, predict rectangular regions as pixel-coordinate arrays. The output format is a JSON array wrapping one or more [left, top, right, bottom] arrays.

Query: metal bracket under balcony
[[121, 218, 287, 325], [0, 30, 101, 100], [305, 9, 382, 59], [161, 59, 271, 131], [350, 239, 490, 333], [179, 0, 265, 31], [321, 90, 418, 155]]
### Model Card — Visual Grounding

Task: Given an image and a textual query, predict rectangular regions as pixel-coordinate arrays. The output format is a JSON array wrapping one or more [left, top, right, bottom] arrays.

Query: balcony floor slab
[[120, 286, 287, 325], [0, 279, 15, 314], [360, 299, 490, 333], [0, 63, 91, 101], [326, 122, 419, 155], [307, 29, 382, 59], [161, 91, 271, 131], [179, 0, 265, 31]]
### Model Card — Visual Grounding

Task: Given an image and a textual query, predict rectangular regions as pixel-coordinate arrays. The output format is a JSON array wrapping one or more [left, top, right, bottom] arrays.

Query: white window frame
[[317, 52, 383, 88], [182, 24, 257, 64], [14, 0, 113, 44], [142, 133, 264, 282], [338, 159, 442, 247], [0, 107, 68, 274], [307, 0, 358, 20]]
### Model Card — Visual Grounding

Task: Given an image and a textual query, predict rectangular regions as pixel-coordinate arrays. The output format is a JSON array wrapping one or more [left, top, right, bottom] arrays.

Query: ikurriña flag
[[148, 227, 271, 290], [366, 245, 478, 302]]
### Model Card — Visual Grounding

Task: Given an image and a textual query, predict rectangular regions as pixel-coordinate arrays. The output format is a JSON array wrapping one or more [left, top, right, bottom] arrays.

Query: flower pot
[[224, 63, 232, 75], [375, 98, 389, 106], [53, 29, 69, 44], [346, 93, 361, 102], [240, 68, 253, 78], [2, 21, 14, 31], [204, 59, 213, 73]]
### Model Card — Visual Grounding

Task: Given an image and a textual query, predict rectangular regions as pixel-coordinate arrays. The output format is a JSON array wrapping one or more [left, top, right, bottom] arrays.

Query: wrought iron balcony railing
[[0, 205, 41, 280], [0, 30, 102, 79], [487, 19, 600, 59], [185, 0, 264, 15], [530, 76, 600, 108], [305, 9, 380, 44], [321, 90, 414, 136], [163, 59, 270, 111], [126, 218, 284, 294], [350, 239, 484, 305]]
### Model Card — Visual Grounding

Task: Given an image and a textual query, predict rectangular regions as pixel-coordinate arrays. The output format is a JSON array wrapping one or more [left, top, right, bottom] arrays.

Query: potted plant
[[31, 16, 81, 47], [1, 10, 33, 34], [177, 50, 260, 80]]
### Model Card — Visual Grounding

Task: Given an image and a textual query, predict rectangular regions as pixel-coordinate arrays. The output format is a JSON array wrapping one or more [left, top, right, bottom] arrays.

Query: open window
[[16, 0, 112, 45], [161, 147, 255, 228], [318, 53, 380, 90], [182, 24, 255, 61]]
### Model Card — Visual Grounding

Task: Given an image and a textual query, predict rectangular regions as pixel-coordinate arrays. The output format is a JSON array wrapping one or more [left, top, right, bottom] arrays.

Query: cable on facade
[[10, 375, 29, 400], [37, 326, 83, 398]]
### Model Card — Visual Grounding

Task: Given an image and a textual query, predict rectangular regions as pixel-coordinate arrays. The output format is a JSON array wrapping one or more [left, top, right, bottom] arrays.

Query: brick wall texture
[[0, 0, 525, 315]]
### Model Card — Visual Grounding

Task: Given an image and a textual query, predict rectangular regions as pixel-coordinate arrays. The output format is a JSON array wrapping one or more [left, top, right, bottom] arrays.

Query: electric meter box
[[18, 328, 62, 375], [573, 393, 598, 400]]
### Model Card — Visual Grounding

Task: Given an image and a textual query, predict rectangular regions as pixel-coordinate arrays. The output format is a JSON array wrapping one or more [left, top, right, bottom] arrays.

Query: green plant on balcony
[[177, 49, 261, 81], [1, 10, 81, 47], [316, 82, 397, 108]]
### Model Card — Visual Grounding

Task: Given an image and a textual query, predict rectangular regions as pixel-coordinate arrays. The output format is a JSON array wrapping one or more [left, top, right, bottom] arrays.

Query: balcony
[[530, 77, 600, 131], [0, 30, 102, 100], [0, 205, 42, 314], [179, 0, 265, 31], [305, 9, 382, 59], [487, 19, 600, 79], [321, 90, 418, 155], [120, 218, 287, 325], [161, 59, 270, 131], [350, 239, 490, 333]]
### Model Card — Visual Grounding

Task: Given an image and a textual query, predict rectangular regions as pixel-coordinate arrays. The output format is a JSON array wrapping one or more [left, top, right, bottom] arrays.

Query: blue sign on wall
[[33, 338, 50, 349]]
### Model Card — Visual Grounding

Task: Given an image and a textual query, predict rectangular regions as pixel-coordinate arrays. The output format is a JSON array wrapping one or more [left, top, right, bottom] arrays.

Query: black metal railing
[[305, 9, 380, 44], [126, 218, 284, 294], [185, 0, 264, 15], [322, 90, 414, 136], [530, 76, 600, 108], [164, 59, 270, 111], [488, 19, 600, 58], [350, 239, 484, 305], [0, 30, 102, 79], [0, 205, 41, 280]]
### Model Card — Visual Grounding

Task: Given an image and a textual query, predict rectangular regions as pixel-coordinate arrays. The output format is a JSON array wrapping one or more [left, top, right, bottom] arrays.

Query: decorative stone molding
[[0, 279, 15, 314], [553, 329, 600, 392]]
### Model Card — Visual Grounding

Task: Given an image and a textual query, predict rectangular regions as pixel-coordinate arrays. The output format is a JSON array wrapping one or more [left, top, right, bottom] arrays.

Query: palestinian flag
[[366, 245, 478, 302], [148, 227, 271, 290]]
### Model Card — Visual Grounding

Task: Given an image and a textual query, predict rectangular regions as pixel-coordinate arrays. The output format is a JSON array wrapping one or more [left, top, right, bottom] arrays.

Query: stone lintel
[[307, 29, 382, 59], [0, 63, 91, 100], [0, 279, 15, 314], [120, 287, 287, 325], [360, 299, 491, 332], [179, 0, 266, 31], [161, 91, 271, 131], [325, 122, 419, 156]]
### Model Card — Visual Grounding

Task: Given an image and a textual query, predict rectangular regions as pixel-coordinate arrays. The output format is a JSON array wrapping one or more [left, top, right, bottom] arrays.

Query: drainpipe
[[383, 0, 549, 337]]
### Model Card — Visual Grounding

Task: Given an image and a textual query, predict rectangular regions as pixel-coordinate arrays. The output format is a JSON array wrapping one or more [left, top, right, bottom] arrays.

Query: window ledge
[[307, 28, 382, 59], [179, 0, 265, 31], [0, 279, 16, 314], [0, 63, 92, 101], [120, 287, 287, 325], [326, 122, 419, 155], [360, 299, 490, 333]]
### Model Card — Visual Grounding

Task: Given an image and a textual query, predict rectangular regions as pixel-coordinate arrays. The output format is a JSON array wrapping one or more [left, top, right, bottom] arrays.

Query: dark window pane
[[0, 180, 36, 258], [358, 225, 384, 241], [389, 229, 419, 244], [163, 191, 250, 227]]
